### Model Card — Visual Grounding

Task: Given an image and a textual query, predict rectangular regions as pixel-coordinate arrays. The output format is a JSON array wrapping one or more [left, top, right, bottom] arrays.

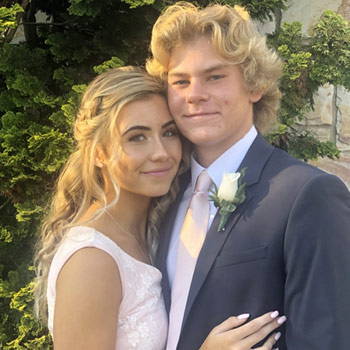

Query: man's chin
[[180, 130, 215, 145]]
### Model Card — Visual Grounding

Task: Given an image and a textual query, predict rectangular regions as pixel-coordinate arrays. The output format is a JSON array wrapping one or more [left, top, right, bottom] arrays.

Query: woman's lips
[[142, 167, 173, 176]]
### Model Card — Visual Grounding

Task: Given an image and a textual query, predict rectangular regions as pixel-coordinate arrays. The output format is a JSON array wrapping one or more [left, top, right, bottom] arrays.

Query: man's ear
[[95, 146, 106, 168], [250, 90, 263, 103]]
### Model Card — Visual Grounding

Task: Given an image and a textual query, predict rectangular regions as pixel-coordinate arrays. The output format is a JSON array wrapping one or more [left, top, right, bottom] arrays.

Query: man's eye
[[208, 74, 225, 81], [172, 79, 189, 85], [164, 128, 179, 137], [128, 134, 146, 142]]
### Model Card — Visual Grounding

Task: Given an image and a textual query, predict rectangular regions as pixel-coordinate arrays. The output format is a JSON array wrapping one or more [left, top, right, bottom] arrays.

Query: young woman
[[34, 66, 285, 350]]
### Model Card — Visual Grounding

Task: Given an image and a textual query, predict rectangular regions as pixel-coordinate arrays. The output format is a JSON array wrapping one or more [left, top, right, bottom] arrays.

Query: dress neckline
[[68, 225, 160, 274]]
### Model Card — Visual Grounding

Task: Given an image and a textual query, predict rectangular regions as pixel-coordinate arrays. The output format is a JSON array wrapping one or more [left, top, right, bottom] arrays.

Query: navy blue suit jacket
[[156, 134, 350, 350]]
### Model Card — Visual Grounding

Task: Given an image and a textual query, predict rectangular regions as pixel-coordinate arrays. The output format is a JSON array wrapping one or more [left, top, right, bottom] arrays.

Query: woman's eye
[[163, 128, 179, 137], [128, 134, 146, 142]]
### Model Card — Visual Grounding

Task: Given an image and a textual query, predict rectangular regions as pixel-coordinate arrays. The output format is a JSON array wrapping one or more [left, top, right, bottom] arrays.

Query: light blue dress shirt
[[167, 126, 258, 287]]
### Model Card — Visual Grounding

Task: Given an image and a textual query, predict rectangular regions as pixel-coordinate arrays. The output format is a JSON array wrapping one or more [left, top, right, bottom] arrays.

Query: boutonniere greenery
[[209, 168, 247, 232]]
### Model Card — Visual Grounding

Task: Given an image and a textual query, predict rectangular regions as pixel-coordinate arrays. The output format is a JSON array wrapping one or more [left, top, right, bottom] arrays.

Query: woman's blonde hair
[[146, 1, 283, 133], [34, 66, 182, 322]]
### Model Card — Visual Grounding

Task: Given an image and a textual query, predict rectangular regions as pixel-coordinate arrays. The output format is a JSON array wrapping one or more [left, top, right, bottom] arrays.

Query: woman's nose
[[150, 138, 170, 162]]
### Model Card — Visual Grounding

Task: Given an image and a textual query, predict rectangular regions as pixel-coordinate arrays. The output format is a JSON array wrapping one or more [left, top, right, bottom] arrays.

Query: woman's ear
[[95, 146, 106, 168]]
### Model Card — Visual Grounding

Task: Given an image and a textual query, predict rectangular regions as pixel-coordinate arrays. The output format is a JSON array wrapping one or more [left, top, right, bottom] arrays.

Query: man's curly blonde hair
[[146, 1, 283, 133]]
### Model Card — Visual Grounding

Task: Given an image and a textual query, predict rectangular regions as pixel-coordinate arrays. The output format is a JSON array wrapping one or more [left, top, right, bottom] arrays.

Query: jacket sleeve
[[283, 173, 350, 349]]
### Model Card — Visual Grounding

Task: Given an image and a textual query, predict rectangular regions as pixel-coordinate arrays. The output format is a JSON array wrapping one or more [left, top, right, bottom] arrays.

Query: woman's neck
[[78, 189, 151, 243], [106, 189, 150, 240]]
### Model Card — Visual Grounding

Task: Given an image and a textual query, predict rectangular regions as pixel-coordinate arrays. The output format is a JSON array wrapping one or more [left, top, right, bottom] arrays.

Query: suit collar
[[239, 133, 274, 186], [155, 169, 191, 313]]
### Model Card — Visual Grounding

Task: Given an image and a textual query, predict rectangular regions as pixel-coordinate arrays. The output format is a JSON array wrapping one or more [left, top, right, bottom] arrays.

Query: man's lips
[[184, 112, 219, 118]]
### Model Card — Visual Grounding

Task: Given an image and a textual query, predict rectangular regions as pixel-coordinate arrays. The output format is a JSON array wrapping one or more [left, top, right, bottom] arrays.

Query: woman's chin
[[147, 185, 172, 198]]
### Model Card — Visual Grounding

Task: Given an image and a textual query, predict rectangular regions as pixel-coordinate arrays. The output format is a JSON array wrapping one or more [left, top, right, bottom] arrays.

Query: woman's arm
[[53, 247, 122, 350]]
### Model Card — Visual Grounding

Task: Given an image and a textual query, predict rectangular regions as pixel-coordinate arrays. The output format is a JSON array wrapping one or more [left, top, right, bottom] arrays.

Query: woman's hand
[[199, 311, 286, 350]]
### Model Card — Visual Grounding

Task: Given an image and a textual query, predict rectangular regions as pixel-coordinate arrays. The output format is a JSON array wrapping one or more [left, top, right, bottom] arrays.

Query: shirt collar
[[190, 126, 257, 189]]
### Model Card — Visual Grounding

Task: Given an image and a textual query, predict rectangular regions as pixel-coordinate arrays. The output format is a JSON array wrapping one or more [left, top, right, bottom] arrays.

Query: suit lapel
[[181, 134, 275, 329], [156, 170, 190, 313]]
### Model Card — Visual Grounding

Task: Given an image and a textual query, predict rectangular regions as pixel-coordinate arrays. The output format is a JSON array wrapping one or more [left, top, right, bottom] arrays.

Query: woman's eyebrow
[[162, 120, 176, 129], [122, 125, 150, 136], [122, 120, 175, 136]]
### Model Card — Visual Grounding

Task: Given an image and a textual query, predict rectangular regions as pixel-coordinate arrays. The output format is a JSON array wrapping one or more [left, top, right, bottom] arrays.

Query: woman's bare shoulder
[[54, 247, 122, 349]]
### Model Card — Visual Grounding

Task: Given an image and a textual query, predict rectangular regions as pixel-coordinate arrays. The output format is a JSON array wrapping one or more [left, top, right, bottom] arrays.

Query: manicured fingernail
[[270, 310, 279, 318], [237, 313, 250, 319], [277, 315, 287, 324], [274, 332, 281, 341]]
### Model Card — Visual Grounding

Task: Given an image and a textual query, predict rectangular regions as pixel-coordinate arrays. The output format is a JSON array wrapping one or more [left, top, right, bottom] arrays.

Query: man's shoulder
[[266, 144, 349, 193], [246, 134, 324, 175], [264, 140, 323, 173], [247, 135, 327, 185]]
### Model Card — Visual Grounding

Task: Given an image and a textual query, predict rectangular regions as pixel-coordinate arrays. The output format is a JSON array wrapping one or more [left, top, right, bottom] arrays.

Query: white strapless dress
[[47, 226, 168, 349]]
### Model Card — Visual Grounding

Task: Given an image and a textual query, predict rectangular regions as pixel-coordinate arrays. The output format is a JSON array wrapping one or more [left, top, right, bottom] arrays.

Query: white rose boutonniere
[[209, 168, 247, 232], [217, 173, 240, 201]]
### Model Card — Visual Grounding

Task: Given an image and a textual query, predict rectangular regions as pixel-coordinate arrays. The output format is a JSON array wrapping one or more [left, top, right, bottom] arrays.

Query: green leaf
[[0, 4, 24, 37], [93, 57, 125, 74]]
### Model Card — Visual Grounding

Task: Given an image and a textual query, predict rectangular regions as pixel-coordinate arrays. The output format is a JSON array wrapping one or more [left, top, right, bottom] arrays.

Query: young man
[[147, 3, 350, 350]]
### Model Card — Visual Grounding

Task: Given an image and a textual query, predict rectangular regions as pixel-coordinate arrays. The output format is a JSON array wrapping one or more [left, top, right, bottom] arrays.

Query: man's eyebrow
[[168, 71, 187, 78], [203, 63, 230, 74], [122, 120, 175, 136], [168, 63, 230, 78]]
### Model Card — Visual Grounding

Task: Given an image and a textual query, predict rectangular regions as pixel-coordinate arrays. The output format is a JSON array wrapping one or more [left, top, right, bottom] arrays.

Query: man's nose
[[186, 80, 209, 104]]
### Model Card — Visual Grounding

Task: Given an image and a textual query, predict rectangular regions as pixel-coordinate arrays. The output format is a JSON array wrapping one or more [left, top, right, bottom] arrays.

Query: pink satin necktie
[[166, 170, 212, 350]]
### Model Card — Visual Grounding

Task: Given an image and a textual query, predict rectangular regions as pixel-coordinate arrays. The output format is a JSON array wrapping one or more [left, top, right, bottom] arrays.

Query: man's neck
[[194, 145, 230, 168], [194, 125, 256, 168]]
